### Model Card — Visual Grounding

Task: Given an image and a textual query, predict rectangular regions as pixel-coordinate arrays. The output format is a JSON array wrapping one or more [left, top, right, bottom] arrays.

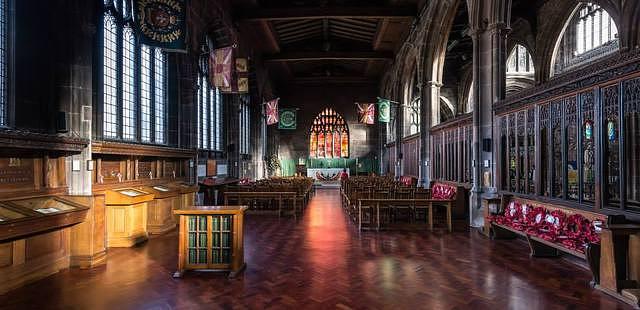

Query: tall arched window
[[404, 70, 420, 137], [102, 0, 168, 144], [506, 44, 535, 94], [309, 108, 349, 158], [0, 0, 10, 127], [196, 50, 224, 151], [552, 3, 618, 75], [507, 44, 534, 74]]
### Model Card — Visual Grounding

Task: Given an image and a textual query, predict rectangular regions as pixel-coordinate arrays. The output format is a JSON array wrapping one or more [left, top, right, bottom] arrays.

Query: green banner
[[278, 109, 297, 130], [377, 98, 390, 123], [135, 0, 187, 52]]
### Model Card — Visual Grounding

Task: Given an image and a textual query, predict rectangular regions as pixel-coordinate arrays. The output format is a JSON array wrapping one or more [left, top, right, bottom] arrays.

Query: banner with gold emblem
[[135, 0, 187, 52]]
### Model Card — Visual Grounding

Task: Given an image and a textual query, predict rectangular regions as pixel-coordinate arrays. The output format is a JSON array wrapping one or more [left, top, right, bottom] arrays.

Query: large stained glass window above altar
[[309, 108, 349, 158]]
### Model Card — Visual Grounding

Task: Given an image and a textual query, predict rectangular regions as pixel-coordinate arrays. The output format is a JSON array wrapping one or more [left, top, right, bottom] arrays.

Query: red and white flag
[[265, 98, 279, 125], [357, 103, 375, 124]]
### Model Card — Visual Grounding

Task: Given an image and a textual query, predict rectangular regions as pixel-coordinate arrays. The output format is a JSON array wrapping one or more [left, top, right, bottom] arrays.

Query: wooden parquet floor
[[0, 189, 632, 310]]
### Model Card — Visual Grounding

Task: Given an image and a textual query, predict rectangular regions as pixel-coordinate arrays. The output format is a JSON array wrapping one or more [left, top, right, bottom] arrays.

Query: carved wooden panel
[[0, 158, 34, 186], [138, 161, 154, 179], [100, 161, 122, 183]]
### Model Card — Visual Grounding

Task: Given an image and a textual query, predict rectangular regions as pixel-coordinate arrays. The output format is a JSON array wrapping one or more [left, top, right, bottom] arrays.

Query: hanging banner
[[278, 109, 297, 130], [377, 98, 391, 123], [210, 47, 233, 89], [134, 0, 187, 52], [357, 103, 375, 124], [265, 98, 279, 125], [209, 48, 249, 94]]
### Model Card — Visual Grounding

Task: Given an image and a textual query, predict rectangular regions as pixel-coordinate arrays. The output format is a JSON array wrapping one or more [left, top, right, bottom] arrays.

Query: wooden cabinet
[[138, 185, 180, 234], [104, 188, 154, 247], [168, 181, 199, 211], [173, 206, 247, 278]]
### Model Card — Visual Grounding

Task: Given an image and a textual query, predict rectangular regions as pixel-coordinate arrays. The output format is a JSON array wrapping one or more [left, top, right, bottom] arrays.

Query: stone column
[[418, 80, 440, 187], [469, 21, 509, 227]]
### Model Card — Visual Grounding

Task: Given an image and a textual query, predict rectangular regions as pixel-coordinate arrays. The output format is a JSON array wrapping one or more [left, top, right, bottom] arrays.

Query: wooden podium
[[173, 205, 247, 278]]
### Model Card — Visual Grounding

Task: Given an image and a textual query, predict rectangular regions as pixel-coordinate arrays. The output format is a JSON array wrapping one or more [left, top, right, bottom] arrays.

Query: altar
[[307, 168, 349, 183]]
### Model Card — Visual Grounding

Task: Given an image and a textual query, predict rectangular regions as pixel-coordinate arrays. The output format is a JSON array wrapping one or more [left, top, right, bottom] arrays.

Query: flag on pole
[[357, 103, 375, 124], [377, 98, 391, 123], [265, 98, 279, 125]]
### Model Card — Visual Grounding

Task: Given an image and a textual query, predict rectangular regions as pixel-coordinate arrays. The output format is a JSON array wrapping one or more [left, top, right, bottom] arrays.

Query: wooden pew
[[223, 192, 300, 219], [356, 198, 452, 232], [487, 194, 607, 286]]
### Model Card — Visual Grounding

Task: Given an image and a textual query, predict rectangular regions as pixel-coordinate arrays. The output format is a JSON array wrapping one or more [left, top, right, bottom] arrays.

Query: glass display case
[[105, 188, 154, 247], [0, 196, 89, 242], [138, 185, 180, 234]]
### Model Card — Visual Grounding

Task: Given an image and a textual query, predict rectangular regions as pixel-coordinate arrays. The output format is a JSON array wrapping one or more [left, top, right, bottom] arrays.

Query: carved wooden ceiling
[[234, 0, 422, 85]]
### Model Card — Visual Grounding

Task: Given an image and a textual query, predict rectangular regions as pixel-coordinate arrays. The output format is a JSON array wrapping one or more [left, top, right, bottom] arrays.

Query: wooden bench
[[486, 195, 607, 284], [223, 192, 300, 219], [356, 198, 452, 232], [430, 180, 468, 219]]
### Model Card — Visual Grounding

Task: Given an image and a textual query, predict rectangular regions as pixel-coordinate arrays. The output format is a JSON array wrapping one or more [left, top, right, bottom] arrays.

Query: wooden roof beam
[[264, 51, 393, 62], [239, 7, 416, 21]]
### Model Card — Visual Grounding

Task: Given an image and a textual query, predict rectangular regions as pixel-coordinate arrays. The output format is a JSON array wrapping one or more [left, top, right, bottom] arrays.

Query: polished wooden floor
[[0, 189, 631, 309]]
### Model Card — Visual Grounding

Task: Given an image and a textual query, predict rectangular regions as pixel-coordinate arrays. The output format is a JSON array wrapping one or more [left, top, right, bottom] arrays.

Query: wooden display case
[[168, 181, 199, 210], [173, 205, 247, 278], [0, 196, 89, 242], [137, 185, 180, 234], [104, 188, 154, 247]]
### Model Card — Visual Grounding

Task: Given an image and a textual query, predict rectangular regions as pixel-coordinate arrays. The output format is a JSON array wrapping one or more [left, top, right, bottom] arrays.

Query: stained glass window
[[309, 108, 349, 158], [581, 91, 595, 202], [501, 116, 508, 190], [0, 0, 8, 127]]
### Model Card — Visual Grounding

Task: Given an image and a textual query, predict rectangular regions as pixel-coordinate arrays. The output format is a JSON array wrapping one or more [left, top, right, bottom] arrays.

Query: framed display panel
[[0, 196, 89, 242], [173, 206, 247, 278], [105, 188, 154, 205]]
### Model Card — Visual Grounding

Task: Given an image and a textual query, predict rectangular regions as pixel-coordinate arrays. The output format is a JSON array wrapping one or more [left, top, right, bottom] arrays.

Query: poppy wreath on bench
[[524, 206, 547, 235], [431, 183, 457, 200], [560, 214, 601, 253], [492, 201, 521, 226], [536, 210, 567, 242], [511, 203, 532, 231]]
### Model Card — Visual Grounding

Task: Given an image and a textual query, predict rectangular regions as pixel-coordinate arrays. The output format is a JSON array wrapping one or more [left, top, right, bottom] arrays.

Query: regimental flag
[[209, 47, 249, 94], [134, 0, 187, 52], [210, 47, 233, 89], [265, 98, 279, 125], [278, 109, 297, 130], [357, 103, 375, 124], [377, 98, 391, 123]]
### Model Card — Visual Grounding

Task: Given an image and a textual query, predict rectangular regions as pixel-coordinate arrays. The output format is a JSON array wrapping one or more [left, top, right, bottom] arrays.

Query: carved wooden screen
[[623, 77, 640, 212], [540, 104, 550, 196], [551, 100, 563, 198], [527, 108, 536, 194], [566, 96, 579, 200], [581, 90, 596, 202], [517, 111, 526, 193], [309, 108, 349, 158], [602, 85, 620, 206]]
